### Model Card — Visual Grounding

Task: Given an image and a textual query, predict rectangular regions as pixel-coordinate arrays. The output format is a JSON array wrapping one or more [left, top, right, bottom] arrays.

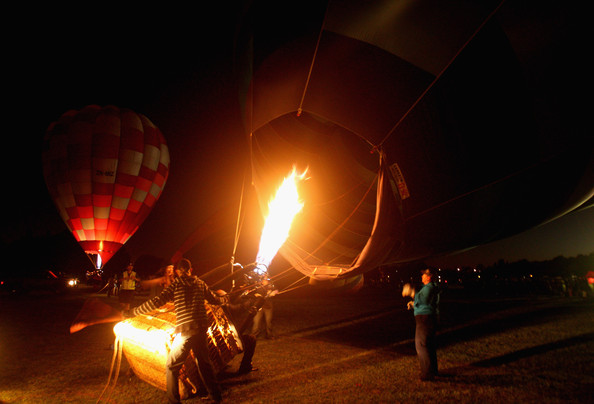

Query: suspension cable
[[297, 0, 332, 116], [302, 171, 378, 261], [231, 171, 247, 264]]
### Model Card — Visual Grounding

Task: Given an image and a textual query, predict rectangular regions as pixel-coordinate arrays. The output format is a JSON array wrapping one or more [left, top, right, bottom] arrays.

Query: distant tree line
[[2, 230, 593, 299], [366, 252, 594, 298]]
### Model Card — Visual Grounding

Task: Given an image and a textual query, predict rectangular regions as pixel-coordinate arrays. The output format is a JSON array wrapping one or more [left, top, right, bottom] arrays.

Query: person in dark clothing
[[130, 258, 229, 403], [251, 278, 276, 339], [223, 274, 268, 375], [404, 268, 441, 381], [225, 298, 259, 375]]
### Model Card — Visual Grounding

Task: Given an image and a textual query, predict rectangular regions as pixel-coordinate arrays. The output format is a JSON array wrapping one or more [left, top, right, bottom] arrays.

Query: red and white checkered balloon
[[42, 105, 170, 266]]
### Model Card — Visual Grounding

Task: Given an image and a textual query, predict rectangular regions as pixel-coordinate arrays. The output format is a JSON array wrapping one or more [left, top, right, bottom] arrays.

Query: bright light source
[[255, 167, 306, 270], [113, 321, 171, 356]]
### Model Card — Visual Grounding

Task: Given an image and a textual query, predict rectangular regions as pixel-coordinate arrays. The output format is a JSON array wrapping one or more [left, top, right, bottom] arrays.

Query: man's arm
[[202, 280, 230, 306], [132, 282, 175, 316]]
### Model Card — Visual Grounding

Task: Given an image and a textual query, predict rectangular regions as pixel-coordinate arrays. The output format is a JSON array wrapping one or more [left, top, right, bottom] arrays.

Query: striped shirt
[[132, 274, 229, 334]]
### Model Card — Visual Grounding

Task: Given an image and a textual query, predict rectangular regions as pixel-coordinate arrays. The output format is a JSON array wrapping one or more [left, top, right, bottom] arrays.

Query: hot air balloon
[[42, 105, 170, 268], [237, 0, 593, 285]]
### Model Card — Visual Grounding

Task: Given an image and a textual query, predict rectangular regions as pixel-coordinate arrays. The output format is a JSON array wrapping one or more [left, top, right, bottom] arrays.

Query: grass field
[[1, 285, 592, 403]]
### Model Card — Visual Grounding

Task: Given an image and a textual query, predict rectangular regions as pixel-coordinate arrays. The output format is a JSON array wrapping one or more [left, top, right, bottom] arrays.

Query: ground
[[1, 284, 592, 403]]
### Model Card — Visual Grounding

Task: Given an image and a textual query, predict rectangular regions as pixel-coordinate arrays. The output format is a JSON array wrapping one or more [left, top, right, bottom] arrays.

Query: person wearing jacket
[[405, 268, 441, 381]]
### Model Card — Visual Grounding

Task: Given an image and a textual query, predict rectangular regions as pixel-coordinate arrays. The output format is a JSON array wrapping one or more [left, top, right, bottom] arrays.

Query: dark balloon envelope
[[42, 105, 170, 267], [239, 0, 593, 282]]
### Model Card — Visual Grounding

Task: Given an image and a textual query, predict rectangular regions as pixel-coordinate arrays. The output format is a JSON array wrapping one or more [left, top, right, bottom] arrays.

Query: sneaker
[[238, 365, 259, 374]]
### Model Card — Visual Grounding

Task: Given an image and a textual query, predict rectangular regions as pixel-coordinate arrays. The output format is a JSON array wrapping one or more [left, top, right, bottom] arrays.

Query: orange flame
[[256, 167, 307, 271]]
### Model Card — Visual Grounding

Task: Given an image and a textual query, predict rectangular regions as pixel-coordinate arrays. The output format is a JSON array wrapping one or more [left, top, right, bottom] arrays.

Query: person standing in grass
[[251, 278, 277, 339], [119, 262, 139, 311], [404, 268, 441, 381]]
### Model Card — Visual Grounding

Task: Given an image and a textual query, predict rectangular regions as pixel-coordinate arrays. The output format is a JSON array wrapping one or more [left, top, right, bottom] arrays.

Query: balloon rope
[[231, 171, 247, 261], [106, 337, 123, 404], [406, 161, 541, 221], [378, 0, 508, 148], [96, 335, 122, 403], [277, 275, 309, 295], [301, 172, 377, 261], [202, 262, 236, 284], [297, 0, 332, 116], [277, 281, 309, 295], [313, 178, 368, 207], [95, 281, 110, 294], [230, 171, 248, 288]]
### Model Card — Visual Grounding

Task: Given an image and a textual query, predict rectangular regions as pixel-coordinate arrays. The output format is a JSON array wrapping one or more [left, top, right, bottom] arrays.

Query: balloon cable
[[302, 172, 377, 261], [231, 170, 247, 261], [297, 0, 332, 117]]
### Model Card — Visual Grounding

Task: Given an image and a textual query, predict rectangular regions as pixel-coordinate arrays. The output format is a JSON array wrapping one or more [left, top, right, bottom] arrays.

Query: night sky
[[3, 2, 592, 275]]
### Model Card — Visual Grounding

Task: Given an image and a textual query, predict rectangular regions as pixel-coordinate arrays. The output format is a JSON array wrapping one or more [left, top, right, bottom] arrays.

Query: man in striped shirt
[[131, 258, 229, 403]]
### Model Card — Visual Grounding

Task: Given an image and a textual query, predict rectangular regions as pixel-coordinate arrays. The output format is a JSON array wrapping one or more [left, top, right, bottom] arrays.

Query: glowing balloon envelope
[[42, 105, 170, 267]]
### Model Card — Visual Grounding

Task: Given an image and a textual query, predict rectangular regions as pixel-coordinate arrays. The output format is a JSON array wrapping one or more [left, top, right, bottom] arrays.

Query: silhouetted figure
[[251, 279, 277, 339], [405, 268, 441, 381]]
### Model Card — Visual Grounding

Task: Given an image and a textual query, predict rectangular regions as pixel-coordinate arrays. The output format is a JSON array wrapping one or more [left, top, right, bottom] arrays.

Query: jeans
[[251, 306, 273, 338], [166, 331, 221, 403], [415, 314, 438, 379]]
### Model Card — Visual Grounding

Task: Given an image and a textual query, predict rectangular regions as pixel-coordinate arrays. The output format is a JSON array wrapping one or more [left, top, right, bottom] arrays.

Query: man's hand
[[407, 301, 414, 310], [402, 283, 415, 298]]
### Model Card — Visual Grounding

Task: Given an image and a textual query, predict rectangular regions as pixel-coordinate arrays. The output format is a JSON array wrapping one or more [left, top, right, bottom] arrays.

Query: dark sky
[[4, 4, 251, 264], [3, 2, 592, 272]]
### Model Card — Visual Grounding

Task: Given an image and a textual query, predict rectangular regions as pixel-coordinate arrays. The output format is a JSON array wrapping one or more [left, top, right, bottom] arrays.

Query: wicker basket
[[113, 301, 243, 398]]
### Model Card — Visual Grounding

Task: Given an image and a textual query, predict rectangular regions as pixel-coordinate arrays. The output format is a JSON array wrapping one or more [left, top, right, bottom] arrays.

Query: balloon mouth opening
[[250, 111, 380, 266], [79, 240, 123, 268]]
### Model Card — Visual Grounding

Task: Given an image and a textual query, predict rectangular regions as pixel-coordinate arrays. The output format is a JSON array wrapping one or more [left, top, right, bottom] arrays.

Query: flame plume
[[255, 167, 306, 272]]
